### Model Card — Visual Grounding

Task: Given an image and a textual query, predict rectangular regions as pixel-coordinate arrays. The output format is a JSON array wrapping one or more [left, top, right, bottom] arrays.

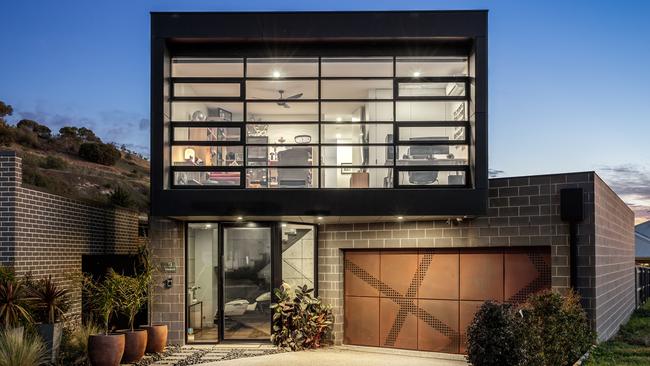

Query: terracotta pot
[[140, 324, 168, 353], [88, 333, 125, 366], [118, 329, 148, 363]]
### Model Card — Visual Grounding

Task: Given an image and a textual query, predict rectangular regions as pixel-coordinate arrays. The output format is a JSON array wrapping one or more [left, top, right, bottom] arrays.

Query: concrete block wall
[[0, 151, 141, 317], [593, 175, 635, 340], [149, 216, 185, 344], [318, 172, 597, 344]]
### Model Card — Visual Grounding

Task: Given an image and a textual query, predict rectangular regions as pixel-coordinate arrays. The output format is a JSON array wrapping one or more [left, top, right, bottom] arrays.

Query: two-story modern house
[[149, 11, 635, 354]]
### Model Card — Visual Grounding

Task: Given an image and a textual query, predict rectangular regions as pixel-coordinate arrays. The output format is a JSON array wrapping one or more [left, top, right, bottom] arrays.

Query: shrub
[[466, 301, 527, 366], [56, 322, 101, 365], [271, 283, 333, 351], [78, 142, 120, 166], [40, 156, 67, 170], [108, 185, 133, 207], [0, 329, 48, 366], [520, 290, 595, 366]]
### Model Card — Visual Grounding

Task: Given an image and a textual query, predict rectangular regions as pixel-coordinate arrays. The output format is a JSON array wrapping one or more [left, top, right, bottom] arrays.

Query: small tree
[[79, 272, 120, 335], [111, 272, 148, 332]]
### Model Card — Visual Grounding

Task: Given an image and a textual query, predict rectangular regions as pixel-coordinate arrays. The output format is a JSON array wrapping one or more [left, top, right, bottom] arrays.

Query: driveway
[[202, 346, 468, 366]]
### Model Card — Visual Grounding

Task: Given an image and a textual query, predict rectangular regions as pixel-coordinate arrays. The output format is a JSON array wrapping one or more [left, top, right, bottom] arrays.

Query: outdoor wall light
[[236, 216, 243, 221], [317, 216, 324, 220], [205, 224, 212, 229], [412, 71, 421, 77], [281, 223, 287, 227], [397, 216, 404, 220], [272, 70, 281, 78], [336, 117, 342, 122]]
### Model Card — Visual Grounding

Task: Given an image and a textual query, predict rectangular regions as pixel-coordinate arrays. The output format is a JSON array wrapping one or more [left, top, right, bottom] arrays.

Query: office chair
[[408, 170, 439, 185], [277, 148, 311, 187]]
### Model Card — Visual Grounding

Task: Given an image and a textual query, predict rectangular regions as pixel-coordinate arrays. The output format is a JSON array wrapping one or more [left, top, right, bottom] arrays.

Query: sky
[[1, 0, 649, 222]]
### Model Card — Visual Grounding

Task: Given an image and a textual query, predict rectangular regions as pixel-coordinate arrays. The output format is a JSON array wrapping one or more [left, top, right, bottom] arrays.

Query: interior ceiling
[[170, 215, 473, 224]]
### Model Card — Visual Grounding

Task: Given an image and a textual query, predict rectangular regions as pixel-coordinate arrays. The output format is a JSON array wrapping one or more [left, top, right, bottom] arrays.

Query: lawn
[[585, 301, 650, 365]]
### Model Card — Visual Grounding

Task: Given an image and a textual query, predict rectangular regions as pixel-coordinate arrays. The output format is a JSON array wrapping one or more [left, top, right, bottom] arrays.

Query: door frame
[[218, 222, 279, 342], [184, 220, 318, 344]]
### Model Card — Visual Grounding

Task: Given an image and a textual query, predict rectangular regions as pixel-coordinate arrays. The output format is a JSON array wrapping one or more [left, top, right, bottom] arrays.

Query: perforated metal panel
[[343, 247, 551, 353]]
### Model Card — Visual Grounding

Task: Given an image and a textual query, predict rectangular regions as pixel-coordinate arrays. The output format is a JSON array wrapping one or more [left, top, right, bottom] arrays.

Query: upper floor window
[[168, 57, 471, 189]]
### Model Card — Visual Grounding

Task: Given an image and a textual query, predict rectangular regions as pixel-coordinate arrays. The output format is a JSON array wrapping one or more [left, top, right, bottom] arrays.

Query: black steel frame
[[168, 58, 471, 190], [184, 220, 318, 344], [151, 11, 488, 217]]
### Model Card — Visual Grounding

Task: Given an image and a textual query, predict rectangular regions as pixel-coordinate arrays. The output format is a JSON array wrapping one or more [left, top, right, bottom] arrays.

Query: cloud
[[598, 164, 650, 223], [489, 168, 505, 178]]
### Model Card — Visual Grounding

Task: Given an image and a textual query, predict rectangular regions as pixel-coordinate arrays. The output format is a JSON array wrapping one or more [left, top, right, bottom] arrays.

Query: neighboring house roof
[[636, 221, 650, 259]]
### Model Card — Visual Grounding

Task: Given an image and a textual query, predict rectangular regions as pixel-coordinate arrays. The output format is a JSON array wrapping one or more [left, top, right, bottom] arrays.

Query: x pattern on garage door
[[343, 247, 551, 353]]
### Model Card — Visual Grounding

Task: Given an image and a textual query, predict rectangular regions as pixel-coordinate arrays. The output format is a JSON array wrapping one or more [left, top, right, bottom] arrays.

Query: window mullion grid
[[317, 56, 322, 189], [243, 57, 248, 188]]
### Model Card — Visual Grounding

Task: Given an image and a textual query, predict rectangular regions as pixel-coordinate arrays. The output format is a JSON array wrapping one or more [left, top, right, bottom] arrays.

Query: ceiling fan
[[276, 90, 303, 108]]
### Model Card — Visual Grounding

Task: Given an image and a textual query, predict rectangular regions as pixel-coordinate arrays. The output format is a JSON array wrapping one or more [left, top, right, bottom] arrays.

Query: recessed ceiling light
[[272, 70, 281, 78], [336, 117, 342, 122], [236, 216, 243, 220], [317, 216, 324, 220], [413, 71, 421, 77], [281, 223, 287, 227], [397, 216, 404, 220], [205, 224, 212, 228]]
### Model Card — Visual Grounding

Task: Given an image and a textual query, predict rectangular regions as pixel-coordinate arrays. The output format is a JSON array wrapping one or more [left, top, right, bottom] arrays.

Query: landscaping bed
[[584, 301, 650, 365]]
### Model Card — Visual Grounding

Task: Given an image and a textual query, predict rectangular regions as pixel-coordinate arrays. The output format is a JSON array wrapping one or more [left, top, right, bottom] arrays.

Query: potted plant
[[136, 244, 168, 353], [81, 272, 125, 366], [112, 272, 148, 363], [28, 275, 70, 363], [0, 275, 32, 336]]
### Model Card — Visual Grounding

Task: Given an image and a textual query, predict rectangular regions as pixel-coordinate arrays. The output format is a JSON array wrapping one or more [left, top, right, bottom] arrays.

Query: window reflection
[[281, 224, 315, 289]]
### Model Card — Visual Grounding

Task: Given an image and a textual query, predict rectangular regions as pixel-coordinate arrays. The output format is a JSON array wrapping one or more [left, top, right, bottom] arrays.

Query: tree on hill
[[0, 101, 12, 124], [17, 119, 52, 139], [78, 142, 121, 166]]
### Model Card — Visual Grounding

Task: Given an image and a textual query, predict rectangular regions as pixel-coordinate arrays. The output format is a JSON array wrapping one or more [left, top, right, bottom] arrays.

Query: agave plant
[[0, 278, 32, 328], [0, 328, 48, 366], [29, 276, 70, 324]]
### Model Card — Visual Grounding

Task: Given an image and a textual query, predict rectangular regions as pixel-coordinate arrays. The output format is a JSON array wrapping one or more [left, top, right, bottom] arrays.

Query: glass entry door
[[186, 223, 220, 342], [222, 225, 272, 340]]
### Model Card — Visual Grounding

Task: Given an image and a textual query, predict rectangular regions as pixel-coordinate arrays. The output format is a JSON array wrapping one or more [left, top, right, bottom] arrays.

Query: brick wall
[[0, 151, 141, 317], [318, 172, 597, 343], [593, 175, 636, 340]]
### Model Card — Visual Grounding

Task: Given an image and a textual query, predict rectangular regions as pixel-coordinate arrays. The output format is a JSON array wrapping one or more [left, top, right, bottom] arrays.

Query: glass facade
[[169, 57, 470, 188]]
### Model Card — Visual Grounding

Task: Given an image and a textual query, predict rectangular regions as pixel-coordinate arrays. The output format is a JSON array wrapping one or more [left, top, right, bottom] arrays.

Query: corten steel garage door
[[343, 247, 551, 353]]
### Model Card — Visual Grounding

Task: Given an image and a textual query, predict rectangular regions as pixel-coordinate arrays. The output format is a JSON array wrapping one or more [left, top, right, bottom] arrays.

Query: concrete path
[[202, 346, 469, 366]]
